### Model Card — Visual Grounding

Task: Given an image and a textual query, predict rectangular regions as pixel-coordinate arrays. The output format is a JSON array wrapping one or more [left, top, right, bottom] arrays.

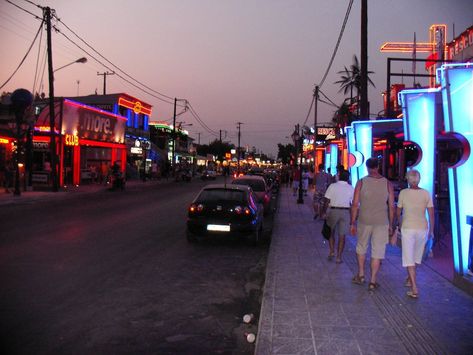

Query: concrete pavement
[[255, 186, 473, 355]]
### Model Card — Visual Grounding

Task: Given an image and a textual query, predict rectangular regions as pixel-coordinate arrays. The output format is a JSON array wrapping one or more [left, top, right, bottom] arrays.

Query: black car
[[186, 184, 264, 244]]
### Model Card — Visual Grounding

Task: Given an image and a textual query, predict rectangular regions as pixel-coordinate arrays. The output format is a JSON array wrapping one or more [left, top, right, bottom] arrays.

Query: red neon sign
[[118, 97, 152, 116]]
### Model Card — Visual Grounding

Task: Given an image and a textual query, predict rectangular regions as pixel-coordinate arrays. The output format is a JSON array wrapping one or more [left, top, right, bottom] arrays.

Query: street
[[0, 177, 274, 354]]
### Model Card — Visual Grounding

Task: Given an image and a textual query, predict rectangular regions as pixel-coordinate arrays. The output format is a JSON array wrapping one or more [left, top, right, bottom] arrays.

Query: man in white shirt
[[323, 170, 354, 263]]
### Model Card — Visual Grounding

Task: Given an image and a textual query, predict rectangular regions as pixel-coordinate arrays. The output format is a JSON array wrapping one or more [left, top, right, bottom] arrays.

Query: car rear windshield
[[198, 189, 246, 203], [232, 179, 265, 192]]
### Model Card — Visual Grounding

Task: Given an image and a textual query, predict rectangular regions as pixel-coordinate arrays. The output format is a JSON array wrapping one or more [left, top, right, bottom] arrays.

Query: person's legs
[[369, 225, 389, 288], [327, 211, 337, 258], [336, 211, 349, 263], [355, 253, 366, 281], [328, 233, 335, 258], [336, 234, 346, 263], [354, 223, 371, 283], [370, 258, 381, 285], [407, 265, 418, 295]]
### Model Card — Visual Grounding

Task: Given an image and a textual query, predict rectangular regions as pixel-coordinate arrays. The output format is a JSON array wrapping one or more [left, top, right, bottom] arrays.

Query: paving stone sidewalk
[[255, 186, 473, 355]]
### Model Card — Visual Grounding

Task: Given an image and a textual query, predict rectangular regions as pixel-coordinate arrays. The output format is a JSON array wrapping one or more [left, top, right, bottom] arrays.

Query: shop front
[[34, 98, 126, 187]]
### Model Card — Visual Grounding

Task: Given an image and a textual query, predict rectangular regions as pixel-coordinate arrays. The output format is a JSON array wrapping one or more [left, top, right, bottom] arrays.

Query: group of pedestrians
[[310, 157, 434, 299]]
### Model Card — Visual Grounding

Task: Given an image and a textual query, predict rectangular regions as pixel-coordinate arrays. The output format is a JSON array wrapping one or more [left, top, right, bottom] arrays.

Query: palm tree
[[332, 100, 354, 136], [335, 55, 375, 117]]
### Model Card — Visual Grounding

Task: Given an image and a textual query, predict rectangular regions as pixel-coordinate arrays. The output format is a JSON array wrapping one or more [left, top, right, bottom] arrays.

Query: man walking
[[313, 164, 331, 219], [350, 158, 395, 291], [324, 170, 354, 263]]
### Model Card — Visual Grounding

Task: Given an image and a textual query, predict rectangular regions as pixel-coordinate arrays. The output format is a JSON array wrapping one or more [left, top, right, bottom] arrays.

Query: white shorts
[[401, 228, 428, 267]]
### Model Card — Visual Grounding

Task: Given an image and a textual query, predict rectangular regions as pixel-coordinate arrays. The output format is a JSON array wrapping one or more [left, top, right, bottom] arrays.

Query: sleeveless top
[[358, 176, 389, 226]]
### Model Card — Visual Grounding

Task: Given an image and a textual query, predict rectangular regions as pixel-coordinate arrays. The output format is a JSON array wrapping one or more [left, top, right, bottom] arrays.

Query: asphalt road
[[0, 177, 274, 354]]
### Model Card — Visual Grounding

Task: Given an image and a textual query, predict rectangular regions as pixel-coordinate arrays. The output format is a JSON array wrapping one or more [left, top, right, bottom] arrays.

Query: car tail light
[[189, 203, 204, 213], [235, 206, 252, 216]]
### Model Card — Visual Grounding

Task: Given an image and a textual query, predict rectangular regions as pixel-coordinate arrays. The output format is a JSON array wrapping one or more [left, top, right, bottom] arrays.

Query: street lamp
[[291, 124, 304, 204], [10, 89, 34, 196], [53, 57, 87, 73]]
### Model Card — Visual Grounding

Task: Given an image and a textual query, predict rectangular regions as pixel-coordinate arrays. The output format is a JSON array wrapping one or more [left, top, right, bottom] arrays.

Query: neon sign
[[0, 138, 9, 144], [447, 26, 473, 59], [118, 96, 152, 116], [65, 134, 79, 146]]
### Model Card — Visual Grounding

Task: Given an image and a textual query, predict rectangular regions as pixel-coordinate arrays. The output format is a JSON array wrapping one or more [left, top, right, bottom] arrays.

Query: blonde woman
[[396, 169, 435, 299]]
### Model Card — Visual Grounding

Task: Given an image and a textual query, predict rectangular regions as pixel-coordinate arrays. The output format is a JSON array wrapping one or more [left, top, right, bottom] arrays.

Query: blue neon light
[[346, 126, 359, 186], [353, 122, 372, 179], [329, 143, 338, 178], [399, 88, 439, 201], [126, 110, 132, 127], [325, 152, 331, 175], [439, 63, 473, 275]]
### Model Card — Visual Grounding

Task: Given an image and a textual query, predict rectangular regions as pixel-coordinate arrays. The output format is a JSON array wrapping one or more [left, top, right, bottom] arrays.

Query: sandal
[[335, 258, 343, 264], [328, 254, 335, 261], [406, 291, 419, 299], [352, 275, 365, 285], [368, 282, 380, 291]]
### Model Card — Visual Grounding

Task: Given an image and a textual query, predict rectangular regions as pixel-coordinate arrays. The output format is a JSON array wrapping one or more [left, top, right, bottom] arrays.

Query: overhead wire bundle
[[300, 0, 354, 127], [2, 0, 218, 139]]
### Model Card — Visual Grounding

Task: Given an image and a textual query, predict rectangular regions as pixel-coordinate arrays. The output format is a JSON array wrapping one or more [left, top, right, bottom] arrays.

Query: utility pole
[[45, 6, 58, 192], [360, 0, 369, 118], [172, 98, 177, 176], [313, 85, 319, 171], [197, 132, 201, 145], [97, 71, 114, 95], [219, 130, 222, 143], [237, 122, 242, 174]]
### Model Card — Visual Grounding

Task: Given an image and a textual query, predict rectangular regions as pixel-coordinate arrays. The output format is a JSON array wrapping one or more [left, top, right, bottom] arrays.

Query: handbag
[[322, 220, 331, 240], [422, 238, 434, 261]]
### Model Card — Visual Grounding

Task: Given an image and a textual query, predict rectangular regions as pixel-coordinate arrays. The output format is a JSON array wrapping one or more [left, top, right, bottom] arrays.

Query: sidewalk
[[0, 178, 173, 206], [255, 186, 473, 355]]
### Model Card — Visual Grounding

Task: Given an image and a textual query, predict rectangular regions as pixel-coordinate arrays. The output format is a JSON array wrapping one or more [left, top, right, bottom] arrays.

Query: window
[[198, 189, 245, 203]]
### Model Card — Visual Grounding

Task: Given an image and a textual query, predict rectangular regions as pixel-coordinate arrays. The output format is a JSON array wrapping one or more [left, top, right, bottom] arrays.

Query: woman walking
[[396, 169, 435, 299]]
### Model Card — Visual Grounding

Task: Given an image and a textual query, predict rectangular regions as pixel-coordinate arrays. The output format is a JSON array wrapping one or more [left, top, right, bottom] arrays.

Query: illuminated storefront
[[34, 98, 127, 186], [396, 62, 473, 293], [437, 63, 473, 292], [68, 93, 154, 178]]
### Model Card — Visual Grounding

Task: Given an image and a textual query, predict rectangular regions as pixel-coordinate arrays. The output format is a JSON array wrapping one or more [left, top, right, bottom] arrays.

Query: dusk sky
[[1, 0, 472, 157]]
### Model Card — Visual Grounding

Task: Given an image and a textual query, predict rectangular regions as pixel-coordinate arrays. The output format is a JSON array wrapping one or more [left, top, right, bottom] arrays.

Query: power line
[[5, 0, 42, 20], [52, 25, 176, 106], [32, 18, 44, 94], [0, 18, 43, 90], [318, 89, 338, 107], [5, 0, 183, 107], [302, 95, 315, 126], [317, 0, 354, 88], [54, 16, 176, 102], [20, 0, 43, 9], [6, 0, 222, 140], [187, 102, 218, 137]]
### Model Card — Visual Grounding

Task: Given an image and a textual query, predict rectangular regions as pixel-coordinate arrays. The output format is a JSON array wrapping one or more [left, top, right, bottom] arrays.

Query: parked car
[[186, 184, 264, 244], [201, 169, 217, 180], [232, 175, 272, 214]]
